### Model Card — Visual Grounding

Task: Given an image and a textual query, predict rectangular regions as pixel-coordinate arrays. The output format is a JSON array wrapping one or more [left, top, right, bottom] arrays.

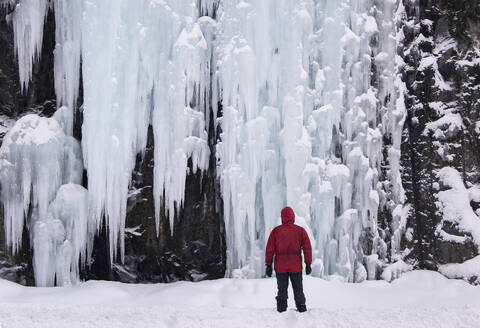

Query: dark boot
[[276, 298, 287, 312], [296, 303, 307, 312]]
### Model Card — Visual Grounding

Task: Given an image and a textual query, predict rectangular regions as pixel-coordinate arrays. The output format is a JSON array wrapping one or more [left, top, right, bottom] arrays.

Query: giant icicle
[[81, 0, 210, 262], [52, 0, 82, 136], [11, 0, 49, 91]]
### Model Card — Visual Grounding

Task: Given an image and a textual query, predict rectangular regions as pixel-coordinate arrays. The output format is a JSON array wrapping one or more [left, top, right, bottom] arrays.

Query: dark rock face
[[0, 205, 34, 285], [0, 6, 19, 119], [107, 127, 225, 283], [400, 0, 480, 269], [0, 5, 56, 120]]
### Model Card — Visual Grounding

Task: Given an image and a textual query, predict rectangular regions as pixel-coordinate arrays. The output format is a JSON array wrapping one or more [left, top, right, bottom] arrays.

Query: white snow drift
[[1, 271, 480, 328]]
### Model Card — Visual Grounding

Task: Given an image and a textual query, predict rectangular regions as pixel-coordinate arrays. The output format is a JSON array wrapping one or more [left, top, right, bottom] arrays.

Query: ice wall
[[3, 0, 409, 284], [215, 0, 408, 280]]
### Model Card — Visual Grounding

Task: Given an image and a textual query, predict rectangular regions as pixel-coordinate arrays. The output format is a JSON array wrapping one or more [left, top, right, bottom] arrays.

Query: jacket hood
[[281, 206, 295, 224]]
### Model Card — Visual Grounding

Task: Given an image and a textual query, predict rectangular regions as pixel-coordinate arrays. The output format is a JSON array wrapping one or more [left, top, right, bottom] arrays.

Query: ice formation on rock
[[11, 0, 49, 91], [80, 0, 210, 262], [0, 114, 82, 252], [0, 114, 84, 286], [36, 183, 89, 286], [52, 0, 82, 135], [3, 0, 411, 283], [215, 0, 408, 280]]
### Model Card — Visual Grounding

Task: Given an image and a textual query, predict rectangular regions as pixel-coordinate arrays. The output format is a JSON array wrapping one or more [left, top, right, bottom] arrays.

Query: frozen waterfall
[[216, 0, 407, 280], [1, 0, 408, 285]]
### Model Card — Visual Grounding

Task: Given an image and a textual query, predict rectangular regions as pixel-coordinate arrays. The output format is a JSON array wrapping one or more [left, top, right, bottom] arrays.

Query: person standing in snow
[[265, 206, 312, 313]]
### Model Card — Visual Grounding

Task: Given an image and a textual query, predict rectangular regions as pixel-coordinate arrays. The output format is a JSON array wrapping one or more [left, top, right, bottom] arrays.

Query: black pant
[[276, 272, 306, 306]]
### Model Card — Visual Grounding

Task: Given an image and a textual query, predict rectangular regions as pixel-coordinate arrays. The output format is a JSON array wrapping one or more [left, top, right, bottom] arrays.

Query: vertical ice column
[[11, 0, 49, 91], [373, 0, 409, 261], [34, 183, 89, 286], [216, 0, 274, 277], [81, 0, 210, 262], [197, 13, 218, 135], [32, 217, 65, 287], [339, 0, 382, 280], [288, 0, 381, 281], [315, 0, 408, 280], [150, 1, 210, 233], [53, 0, 82, 135], [10, 0, 81, 135], [275, 0, 315, 247], [81, 0, 151, 263], [216, 0, 317, 277], [214, 0, 302, 279], [306, 0, 348, 278]]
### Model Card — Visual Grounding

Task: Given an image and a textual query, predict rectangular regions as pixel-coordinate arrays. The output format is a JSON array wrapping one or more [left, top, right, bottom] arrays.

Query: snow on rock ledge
[[435, 167, 480, 283], [439, 255, 480, 283], [436, 167, 480, 247]]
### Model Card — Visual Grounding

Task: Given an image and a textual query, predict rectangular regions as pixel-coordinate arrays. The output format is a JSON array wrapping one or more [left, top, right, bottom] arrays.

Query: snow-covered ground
[[1, 270, 479, 327]]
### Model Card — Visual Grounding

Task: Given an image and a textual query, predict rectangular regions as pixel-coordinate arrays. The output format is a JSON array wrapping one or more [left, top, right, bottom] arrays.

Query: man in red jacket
[[265, 206, 312, 313]]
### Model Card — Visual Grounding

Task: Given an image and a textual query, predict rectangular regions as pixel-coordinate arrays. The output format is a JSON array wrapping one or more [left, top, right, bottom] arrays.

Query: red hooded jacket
[[265, 207, 312, 273]]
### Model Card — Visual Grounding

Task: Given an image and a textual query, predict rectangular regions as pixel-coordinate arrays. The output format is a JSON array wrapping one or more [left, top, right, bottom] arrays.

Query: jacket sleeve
[[265, 229, 276, 266], [301, 229, 312, 265]]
